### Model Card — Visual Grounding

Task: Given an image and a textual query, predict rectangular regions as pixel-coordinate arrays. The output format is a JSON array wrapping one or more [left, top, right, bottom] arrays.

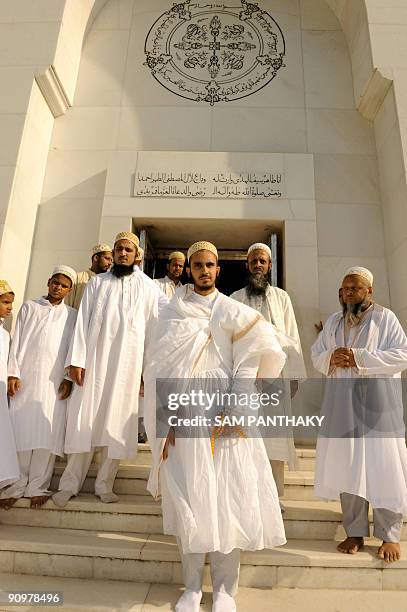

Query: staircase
[[0, 445, 406, 594]]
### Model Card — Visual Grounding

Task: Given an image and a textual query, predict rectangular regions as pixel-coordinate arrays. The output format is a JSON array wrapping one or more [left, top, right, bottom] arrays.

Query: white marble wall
[[25, 0, 394, 345], [30, 0, 389, 330]]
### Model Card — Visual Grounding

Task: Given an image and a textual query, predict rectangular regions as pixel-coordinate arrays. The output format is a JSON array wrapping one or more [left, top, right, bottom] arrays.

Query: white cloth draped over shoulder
[[144, 285, 294, 555], [0, 323, 18, 487], [7, 298, 77, 456], [230, 285, 306, 468], [64, 268, 168, 460], [312, 304, 407, 514]]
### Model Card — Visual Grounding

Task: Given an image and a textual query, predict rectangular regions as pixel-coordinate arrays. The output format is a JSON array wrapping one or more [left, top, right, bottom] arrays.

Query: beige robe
[[154, 276, 182, 299], [230, 285, 306, 468], [65, 269, 95, 310]]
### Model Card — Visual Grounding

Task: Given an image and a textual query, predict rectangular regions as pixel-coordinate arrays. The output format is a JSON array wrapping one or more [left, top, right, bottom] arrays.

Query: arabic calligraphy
[[134, 171, 284, 199], [144, 0, 286, 105]]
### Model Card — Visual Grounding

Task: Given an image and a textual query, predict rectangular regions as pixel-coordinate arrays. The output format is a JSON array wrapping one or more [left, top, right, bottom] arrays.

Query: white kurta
[[0, 323, 19, 487], [154, 276, 182, 299], [64, 268, 168, 460], [231, 285, 306, 468], [8, 298, 77, 456], [144, 285, 291, 554], [312, 304, 407, 514]]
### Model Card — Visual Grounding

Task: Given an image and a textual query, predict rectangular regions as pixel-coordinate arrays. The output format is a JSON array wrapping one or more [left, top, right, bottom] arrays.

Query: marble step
[[2, 496, 406, 541], [0, 574, 405, 611], [0, 526, 405, 590], [52, 466, 317, 500]]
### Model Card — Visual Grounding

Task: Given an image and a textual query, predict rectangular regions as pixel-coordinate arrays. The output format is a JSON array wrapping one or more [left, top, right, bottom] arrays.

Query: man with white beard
[[144, 241, 290, 612], [231, 243, 306, 501], [312, 266, 407, 563], [53, 232, 168, 508]]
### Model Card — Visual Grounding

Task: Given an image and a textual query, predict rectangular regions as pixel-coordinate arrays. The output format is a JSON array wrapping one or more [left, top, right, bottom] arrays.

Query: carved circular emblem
[[144, 0, 286, 105]]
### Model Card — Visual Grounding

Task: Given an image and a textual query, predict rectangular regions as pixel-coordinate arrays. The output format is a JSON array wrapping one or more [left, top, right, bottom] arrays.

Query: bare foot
[[0, 498, 18, 511], [30, 495, 50, 509], [337, 537, 364, 554], [378, 542, 401, 563]]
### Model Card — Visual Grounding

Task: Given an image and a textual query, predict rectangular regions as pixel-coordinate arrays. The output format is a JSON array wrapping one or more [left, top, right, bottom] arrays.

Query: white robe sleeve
[[7, 303, 29, 379], [65, 278, 97, 369], [311, 325, 334, 377], [352, 312, 407, 376], [226, 355, 260, 417], [281, 292, 307, 380]]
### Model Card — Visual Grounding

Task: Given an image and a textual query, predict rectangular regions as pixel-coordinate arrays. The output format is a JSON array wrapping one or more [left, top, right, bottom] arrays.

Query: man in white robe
[[53, 232, 168, 508], [0, 267, 77, 509], [312, 266, 407, 563], [0, 281, 19, 492], [154, 251, 185, 298], [66, 243, 112, 310], [230, 243, 306, 499], [145, 241, 290, 612]]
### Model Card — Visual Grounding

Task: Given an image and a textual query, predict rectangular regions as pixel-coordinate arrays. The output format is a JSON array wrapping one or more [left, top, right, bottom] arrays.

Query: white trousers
[[177, 539, 240, 597], [58, 447, 120, 496], [340, 492, 403, 543], [0, 449, 55, 498]]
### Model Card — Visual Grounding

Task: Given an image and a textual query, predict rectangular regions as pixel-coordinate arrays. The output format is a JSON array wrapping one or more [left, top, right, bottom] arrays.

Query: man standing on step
[[0, 281, 19, 492], [53, 232, 168, 508], [312, 266, 407, 563], [230, 243, 306, 503], [154, 251, 185, 299], [0, 267, 77, 510], [65, 243, 113, 310], [144, 241, 289, 612]]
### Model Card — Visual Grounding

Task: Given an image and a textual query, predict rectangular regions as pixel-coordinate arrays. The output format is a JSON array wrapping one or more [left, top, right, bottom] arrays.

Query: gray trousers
[[271, 460, 285, 497], [177, 539, 240, 597], [340, 492, 403, 543]]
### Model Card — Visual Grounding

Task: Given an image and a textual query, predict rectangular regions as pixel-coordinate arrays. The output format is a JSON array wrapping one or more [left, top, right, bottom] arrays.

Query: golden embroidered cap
[[91, 243, 112, 256], [343, 266, 373, 286], [247, 242, 272, 260], [187, 241, 218, 262], [114, 232, 139, 248], [169, 251, 185, 262], [51, 265, 77, 287], [0, 280, 14, 296]]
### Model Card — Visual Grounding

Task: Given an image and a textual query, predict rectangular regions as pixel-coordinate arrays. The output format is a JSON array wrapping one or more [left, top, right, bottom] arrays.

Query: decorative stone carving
[[144, 0, 285, 105]]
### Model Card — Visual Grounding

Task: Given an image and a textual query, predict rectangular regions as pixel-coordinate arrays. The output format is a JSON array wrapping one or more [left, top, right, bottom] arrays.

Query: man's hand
[[290, 379, 299, 399], [315, 321, 323, 333], [330, 348, 356, 368], [8, 377, 21, 397], [69, 366, 85, 386], [162, 427, 175, 461], [58, 379, 73, 400]]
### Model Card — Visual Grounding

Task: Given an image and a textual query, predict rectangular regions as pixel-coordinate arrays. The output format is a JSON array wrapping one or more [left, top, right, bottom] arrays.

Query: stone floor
[[0, 574, 406, 612]]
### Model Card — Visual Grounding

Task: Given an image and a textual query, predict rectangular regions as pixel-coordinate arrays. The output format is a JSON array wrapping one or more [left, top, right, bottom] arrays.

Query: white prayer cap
[[343, 266, 373, 286], [169, 251, 185, 262], [91, 243, 112, 257], [247, 242, 272, 260], [51, 265, 76, 287], [187, 241, 218, 262], [114, 231, 139, 248], [0, 280, 14, 296]]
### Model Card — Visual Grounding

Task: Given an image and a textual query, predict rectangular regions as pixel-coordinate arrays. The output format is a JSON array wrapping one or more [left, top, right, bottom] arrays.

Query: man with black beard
[[53, 232, 168, 507], [230, 243, 306, 502]]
